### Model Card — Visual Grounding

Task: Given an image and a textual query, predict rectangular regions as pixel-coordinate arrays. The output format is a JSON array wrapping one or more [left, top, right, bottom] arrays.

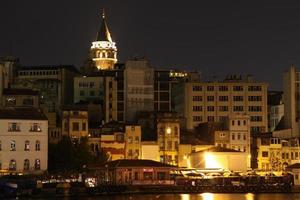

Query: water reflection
[[199, 193, 213, 200], [65, 193, 300, 200]]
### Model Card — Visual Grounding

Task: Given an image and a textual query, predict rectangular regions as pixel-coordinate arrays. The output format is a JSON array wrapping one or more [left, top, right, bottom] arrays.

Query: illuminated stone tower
[[90, 10, 117, 70]]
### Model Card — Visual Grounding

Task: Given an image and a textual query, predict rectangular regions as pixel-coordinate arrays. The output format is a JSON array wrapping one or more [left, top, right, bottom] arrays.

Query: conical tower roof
[[96, 10, 112, 42]]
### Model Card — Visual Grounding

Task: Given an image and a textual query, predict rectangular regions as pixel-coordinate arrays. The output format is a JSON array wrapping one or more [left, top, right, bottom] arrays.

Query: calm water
[[45, 193, 300, 200]]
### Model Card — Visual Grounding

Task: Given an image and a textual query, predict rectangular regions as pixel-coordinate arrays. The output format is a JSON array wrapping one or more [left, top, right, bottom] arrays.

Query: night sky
[[1, 0, 300, 89]]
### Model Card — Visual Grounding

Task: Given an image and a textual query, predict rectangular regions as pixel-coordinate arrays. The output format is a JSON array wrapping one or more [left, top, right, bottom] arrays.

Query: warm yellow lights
[[166, 127, 171, 134], [200, 193, 214, 200], [204, 152, 222, 169]]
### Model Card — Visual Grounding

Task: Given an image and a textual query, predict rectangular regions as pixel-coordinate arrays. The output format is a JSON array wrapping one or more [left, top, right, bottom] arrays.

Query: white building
[[0, 107, 48, 174], [189, 147, 248, 172]]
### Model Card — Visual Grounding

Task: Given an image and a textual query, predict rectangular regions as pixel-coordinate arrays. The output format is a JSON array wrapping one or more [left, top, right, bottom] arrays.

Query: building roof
[[268, 91, 283, 106], [61, 105, 88, 111], [3, 88, 39, 96], [91, 159, 176, 168], [198, 146, 241, 153], [0, 107, 47, 120], [96, 11, 112, 42], [18, 65, 79, 73], [287, 163, 300, 169]]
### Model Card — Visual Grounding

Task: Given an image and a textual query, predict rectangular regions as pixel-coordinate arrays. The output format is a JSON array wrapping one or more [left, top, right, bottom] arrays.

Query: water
[[49, 193, 300, 200]]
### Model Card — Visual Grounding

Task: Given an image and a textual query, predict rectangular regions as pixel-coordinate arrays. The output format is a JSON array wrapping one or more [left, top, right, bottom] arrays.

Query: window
[[248, 106, 262, 112], [237, 133, 241, 140], [232, 133, 235, 140], [35, 159, 41, 170], [167, 141, 172, 150], [8, 123, 20, 132], [82, 123, 86, 131], [72, 122, 79, 131], [6, 97, 16, 106], [207, 86, 214, 91], [248, 96, 262, 101], [24, 159, 30, 170], [79, 90, 85, 96], [248, 86, 262, 91], [207, 116, 214, 122], [232, 120, 235, 126], [157, 172, 166, 180], [233, 96, 243, 101], [219, 96, 228, 101], [30, 123, 41, 132], [128, 136, 133, 144], [134, 172, 139, 180], [262, 151, 268, 157], [25, 140, 30, 151], [219, 86, 228, 91], [35, 140, 40, 151], [9, 159, 16, 171], [128, 149, 133, 157], [220, 132, 226, 137], [251, 116, 263, 122], [192, 85, 202, 91], [243, 134, 246, 140], [0, 140, 1, 151], [192, 96, 202, 101], [238, 120, 241, 126], [219, 106, 228, 112], [135, 136, 139, 143], [193, 106, 202, 111], [174, 127, 178, 136], [10, 140, 16, 151], [143, 172, 153, 180], [233, 86, 243, 91], [207, 96, 214, 101], [219, 116, 227, 121], [175, 141, 178, 150], [207, 106, 214, 111], [193, 116, 202, 122], [234, 106, 243, 111]]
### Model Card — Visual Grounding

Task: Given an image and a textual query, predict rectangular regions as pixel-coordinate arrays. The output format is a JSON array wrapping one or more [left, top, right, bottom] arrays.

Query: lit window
[[35, 159, 41, 170], [10, 140, 16, 151], [30, 123, 41, 132], [9, 159, 16, 171], [9, 123, 20, 132], [25, 140, 30, 151]]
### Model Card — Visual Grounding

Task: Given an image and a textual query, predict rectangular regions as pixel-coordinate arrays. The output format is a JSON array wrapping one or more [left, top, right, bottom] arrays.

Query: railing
[[132, 180, 174, 185]]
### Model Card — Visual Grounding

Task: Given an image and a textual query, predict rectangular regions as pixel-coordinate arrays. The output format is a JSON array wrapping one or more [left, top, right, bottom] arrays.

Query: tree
[[48, 136, 107, 173]]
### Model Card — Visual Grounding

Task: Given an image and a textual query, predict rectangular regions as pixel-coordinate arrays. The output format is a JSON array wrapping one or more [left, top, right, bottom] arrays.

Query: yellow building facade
[[157, 113, 180, 166], [173, 77, 268, 133], [61, 106, 88, 139], [125, 125, 141, 159], [257, 137, 300, 171]]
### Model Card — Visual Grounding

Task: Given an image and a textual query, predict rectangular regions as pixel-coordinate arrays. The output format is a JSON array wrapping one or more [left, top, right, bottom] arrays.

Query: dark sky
[[1, 0, 300, 89]]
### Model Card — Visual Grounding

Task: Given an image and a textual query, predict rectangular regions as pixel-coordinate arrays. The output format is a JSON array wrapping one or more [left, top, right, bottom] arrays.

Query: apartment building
[[173, 75, 268, 133], [61, 105, 88, 139], [0, 107, 48, 174], [125, 125, 141, 159], [157, 112, 180, 166]]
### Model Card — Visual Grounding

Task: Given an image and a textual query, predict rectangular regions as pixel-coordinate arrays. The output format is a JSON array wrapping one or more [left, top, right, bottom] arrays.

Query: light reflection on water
[[60, 193, 300, 200]]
